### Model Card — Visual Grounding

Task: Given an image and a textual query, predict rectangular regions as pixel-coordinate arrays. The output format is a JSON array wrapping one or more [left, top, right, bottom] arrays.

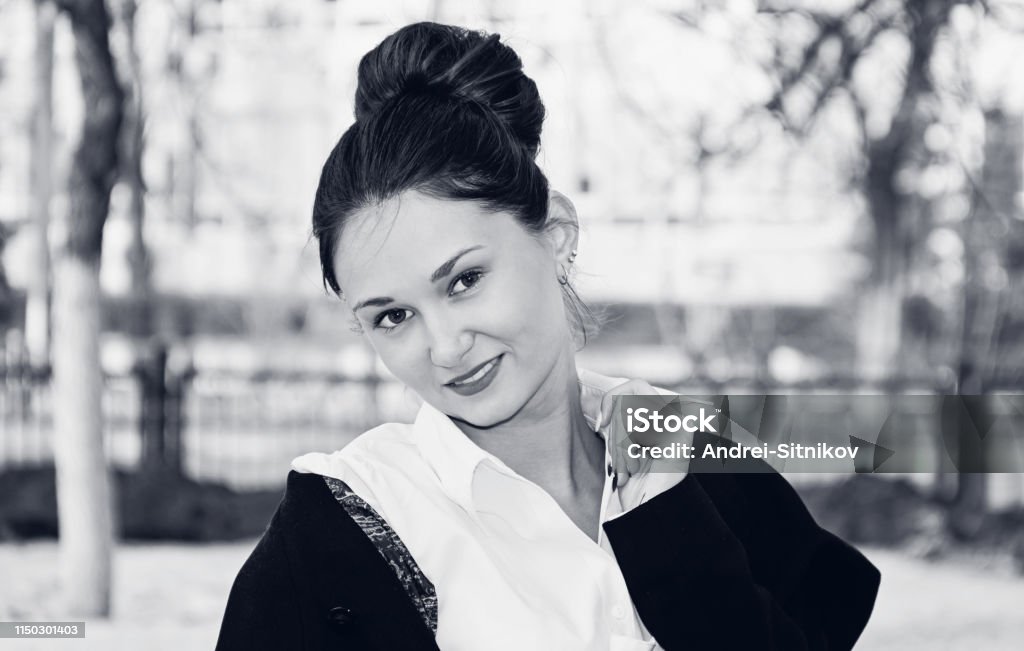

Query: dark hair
[[311, 22, 599, 346]]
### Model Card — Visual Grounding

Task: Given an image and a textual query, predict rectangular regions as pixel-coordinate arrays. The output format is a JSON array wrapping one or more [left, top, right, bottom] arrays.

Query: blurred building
[[0, 0, 892, 313], [0, 1, 1021, 388]]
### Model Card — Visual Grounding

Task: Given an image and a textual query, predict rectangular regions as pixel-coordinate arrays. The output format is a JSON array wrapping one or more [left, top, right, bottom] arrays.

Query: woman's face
[[333, 191, 577, 427]]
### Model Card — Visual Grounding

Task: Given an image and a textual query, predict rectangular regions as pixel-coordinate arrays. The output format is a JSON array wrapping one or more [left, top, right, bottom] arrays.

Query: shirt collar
[[413, 367, 627, 514]]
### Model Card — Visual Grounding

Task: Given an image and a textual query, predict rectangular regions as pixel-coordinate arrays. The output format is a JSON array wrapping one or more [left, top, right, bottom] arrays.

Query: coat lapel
[[282, 471, 440, 650]]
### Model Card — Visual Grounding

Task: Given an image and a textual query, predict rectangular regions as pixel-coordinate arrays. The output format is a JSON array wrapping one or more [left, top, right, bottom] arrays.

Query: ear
[[543, 189, 580, 264]]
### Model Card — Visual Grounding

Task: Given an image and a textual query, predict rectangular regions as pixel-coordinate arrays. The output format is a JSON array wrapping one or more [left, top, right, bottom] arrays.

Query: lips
[[446, 355, 501, 386], [444, 354, 503, 397]]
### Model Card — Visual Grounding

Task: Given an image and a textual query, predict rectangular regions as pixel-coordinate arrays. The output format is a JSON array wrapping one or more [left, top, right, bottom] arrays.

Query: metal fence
[[2, 358, 1024, 505], [0, 358, 415, 490], [180, 371, 418, 489]]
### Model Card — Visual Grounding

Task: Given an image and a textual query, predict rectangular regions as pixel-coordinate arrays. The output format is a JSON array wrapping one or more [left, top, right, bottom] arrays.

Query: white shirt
[[292, 368, 681, 651]]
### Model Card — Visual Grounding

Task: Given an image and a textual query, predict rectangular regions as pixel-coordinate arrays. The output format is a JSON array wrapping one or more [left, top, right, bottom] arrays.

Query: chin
[[448, 403, 508, 429], [443, 392, 523, 430], [432, 357, 541, 427]]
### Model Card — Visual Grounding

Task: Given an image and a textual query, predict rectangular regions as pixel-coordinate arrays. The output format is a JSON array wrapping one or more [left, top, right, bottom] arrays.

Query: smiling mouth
[[446, 356, 501, 386]]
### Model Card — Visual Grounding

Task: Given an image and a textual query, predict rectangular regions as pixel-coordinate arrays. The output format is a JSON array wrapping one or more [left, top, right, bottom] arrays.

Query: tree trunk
[[856, 90, 913, 387], [854, 276, 903, 384], [52, 0, 124, 617], [856, 0, 954, 385], [114, 0, 152, 334], [958, 109, 1022, 392], [52, 257, 112, 615], [167, 0, 201, 233], [944, 110, 1024, 537], [26, 0, 57, 369]]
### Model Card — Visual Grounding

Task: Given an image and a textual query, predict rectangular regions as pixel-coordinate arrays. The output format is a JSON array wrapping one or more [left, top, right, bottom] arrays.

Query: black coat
[[217, 464, 881, 650]]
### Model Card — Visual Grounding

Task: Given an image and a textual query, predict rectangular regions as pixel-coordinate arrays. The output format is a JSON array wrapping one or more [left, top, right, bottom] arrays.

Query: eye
[[373, 308, 412, 332], [449, 269, 484, 296]]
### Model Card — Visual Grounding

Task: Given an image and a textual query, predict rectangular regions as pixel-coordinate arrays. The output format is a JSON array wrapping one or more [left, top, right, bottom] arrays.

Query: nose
[[426, 315, 473, 369]]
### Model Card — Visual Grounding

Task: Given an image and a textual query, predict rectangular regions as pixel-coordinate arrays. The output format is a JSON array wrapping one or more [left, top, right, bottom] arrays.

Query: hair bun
[[354, 22, 544, 157]]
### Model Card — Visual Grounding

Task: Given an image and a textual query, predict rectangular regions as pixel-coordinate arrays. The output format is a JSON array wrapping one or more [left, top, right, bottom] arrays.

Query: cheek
[[367, 332, 430, 387], [492, 264, 566, 342], [365, 267, 565, 379]]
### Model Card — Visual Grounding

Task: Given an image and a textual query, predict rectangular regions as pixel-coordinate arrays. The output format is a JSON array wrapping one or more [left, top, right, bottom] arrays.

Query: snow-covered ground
[[0, 542, 1022, 650]]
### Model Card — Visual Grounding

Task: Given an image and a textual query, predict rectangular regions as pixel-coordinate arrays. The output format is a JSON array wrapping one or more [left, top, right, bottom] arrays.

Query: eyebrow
[[352, 296, 395, 312], [351, 245, 484, 313], [429, 245, 483, 283]]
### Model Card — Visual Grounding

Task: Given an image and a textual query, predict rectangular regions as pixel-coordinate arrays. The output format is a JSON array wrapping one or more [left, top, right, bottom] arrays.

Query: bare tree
[[51, 0, 124, 617], [755, 0, 987, 382], [944, 109, 1024, 538], [758, 0, 1024, 535]]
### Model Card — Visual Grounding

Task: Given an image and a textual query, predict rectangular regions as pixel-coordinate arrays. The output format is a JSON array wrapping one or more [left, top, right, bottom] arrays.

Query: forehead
[[334, 191, 535, 295]]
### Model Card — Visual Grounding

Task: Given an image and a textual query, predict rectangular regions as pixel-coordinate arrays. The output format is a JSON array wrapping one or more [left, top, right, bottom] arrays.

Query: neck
[[454, 351, 605, 501]]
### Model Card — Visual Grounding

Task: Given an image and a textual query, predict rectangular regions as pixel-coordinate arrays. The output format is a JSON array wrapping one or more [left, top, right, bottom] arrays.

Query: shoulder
[[290, 419, 438, 519], [224, 467, 407, 604], [218, 470, 440, 650], [216, 472, 337, 649], [291, 421, 420, 479], [306, 420, 418, 459]]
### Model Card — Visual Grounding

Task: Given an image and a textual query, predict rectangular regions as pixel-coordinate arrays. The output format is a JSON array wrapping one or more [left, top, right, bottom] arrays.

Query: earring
[[568, 249, 577, 264], [558, 264, 569, 285]]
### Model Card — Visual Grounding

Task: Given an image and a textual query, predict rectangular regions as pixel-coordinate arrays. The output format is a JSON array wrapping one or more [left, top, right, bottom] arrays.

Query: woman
[[217, 22, 880, 650]]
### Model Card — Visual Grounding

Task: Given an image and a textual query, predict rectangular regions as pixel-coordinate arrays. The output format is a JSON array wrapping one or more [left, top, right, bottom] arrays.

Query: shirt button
[[612, 604, 627, 620], [327, 605, 356, 629]]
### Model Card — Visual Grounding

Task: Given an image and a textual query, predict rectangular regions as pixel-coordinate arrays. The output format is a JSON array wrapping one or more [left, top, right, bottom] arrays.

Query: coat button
[[327, 606, 355, 629]]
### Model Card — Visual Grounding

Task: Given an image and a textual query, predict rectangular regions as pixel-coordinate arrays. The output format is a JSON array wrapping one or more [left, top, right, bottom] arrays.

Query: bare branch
[[763, 17, 844, 115], [800, 19, 895, 134], [762, 0, 898, 136], [664, 9, 701, 30]]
